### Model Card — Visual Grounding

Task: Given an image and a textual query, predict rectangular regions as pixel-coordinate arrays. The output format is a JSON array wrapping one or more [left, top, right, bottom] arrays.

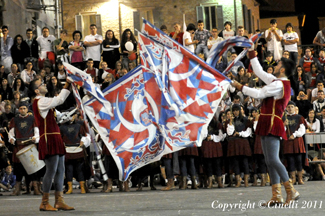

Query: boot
[[235, 175, 241, 188], [260, 173, 266, 187], [65, 182, 73, 194], [297, 171, 304, 185], [11, 182, 21, 196], [39, 192, 58, 211], [79, 181, 86, 194], [161, 178, 174, 191], [180, 176, 187, 190], [101, 181, 107, 192], [283, 180, 300, 206], [227, 174, 234, 187], [289, 171, 296, 185], [33, 181, 42, 195], [123, 180, 130, 192], [244, 174, 249, 187], [191, 176, 198, 189], [252, 174, 258, 186], [54, 191, 75, 211], [206, 176, 213, 189], [261, 183, 284, 206], [104, 178, 113, 193], [216, 176, 224, 188], [118, 181, 124, 192]]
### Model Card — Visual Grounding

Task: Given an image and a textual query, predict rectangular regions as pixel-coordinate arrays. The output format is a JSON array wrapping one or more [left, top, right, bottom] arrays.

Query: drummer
[[59, 112, 90, 194], [8, 101, 41, 196]]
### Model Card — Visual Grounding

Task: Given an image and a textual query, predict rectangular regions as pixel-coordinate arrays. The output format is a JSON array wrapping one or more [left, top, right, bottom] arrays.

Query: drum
[[65, 146, 84, 160], [16, 144, 45, 175]]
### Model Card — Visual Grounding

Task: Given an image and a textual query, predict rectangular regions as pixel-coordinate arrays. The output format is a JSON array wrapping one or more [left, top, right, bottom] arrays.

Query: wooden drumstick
[[73, 145, 81, 151], [21, 137, 40, 144]]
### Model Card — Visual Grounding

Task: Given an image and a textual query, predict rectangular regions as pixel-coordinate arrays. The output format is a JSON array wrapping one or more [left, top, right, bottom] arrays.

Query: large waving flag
[[66, 19, 251, 181]]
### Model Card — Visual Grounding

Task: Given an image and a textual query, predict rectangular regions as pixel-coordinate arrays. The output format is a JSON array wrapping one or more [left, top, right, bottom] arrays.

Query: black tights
[[286, 153, 303, 172], [255, 154, 267, 173], [204, 158, 222, 177], [231, 156, 249, 175]]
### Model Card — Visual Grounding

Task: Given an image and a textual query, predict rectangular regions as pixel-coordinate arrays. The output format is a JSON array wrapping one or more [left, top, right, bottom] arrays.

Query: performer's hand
[[9, 139, 15, 144], [289, 135, 295, 140], [284, 119, 289, 126], [234, 132, 239, 137], [207, 135, 211, 141], [32, 137, 36, 143]]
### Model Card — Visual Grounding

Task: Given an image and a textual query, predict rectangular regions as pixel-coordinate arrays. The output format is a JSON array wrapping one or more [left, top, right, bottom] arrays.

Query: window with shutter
[[196, 5, 221, 31], [75, 13, 102, 37], [216, 6, 223, 30], [75, 15, 83, 32], [133, 11, 140, 36]]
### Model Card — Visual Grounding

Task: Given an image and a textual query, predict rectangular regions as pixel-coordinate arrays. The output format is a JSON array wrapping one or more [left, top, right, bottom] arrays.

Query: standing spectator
[[183, 23, 197, 53], [218, 21, 236, 39], [313, 27, 325, 50], [36, 27, 56, 69], [20, 61, 36, 86], [84, 24, 103, 69], [313, 90, 325, 116], [25, 29, 39, 71], [0, 25, 14, 73], [234, 26, 248, 63], [10, 35, 29, 72], [265, 19, 283, 61], [53, 29, 69, 63], [255, 29, 267, 62], [282, 23, 299, 65], [299, 47, 320, 73], [68, 30, 85, 70], [193, 20, 212, 59], [121, 29, 137, 69], [169, 23, 184, 45], [102, 30, 120, 70], [207, 27, 224, 50]]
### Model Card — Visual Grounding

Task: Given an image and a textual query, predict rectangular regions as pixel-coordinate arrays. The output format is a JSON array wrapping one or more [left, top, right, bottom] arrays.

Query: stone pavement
[[0, 181, 324, 216]]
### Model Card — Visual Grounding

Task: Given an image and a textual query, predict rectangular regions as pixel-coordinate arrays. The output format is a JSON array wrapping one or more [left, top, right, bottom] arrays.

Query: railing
[[304, 132, 325, 164]]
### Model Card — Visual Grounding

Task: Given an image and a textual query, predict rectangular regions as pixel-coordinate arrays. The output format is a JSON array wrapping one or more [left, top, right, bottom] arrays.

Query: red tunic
[[256, 80, 291, 140], [33, 98, 66, 160]]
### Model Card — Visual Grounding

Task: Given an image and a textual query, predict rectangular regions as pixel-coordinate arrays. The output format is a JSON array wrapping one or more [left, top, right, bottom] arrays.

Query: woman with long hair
[[10, 91, 21, 114], [55, 61, 67, 85], [121, 29, 137, 69], [293, 66, 307, 93], [0, 78, 13, 101], [12, 78, 28, 98], [102, 30, 120, 70], [68, 30, 85, 70], [11, 35, 29, 72], [46, 76, 63, 97]]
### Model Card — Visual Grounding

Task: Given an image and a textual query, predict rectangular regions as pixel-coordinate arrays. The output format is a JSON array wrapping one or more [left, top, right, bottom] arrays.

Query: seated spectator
[[282, 50, 290, 59], [313, 90, 325, 116], [116, 68, 128, 80], [160, 25, 168, 35], [311, 149, 325, 181], [309, 62, 322, 90], [296, 90, 313, 119], [311, 81, 325, 102], [98, 61, 114, 84], [12, 78, 28, 99], [10, 91, 21, 114], [7, 63, 20, 88], [46, 75, 63, 97], [319, 106, 325, 132], [0, 78, 13, 101], [228, 52, 245, 75], [293, 66, 308, 94], [44, 65, 54, 82], [55, 61, 67, 85], [193, 20, 212, 59], [20, 61, 36, 86], [215, 56, 227, 72], [11, 34, 29, 72], [113, 61, 123, 78], [0, 165, 16, 192], [38, 68, 47, 84], [318, 49, 325, 70], [101, 72, 115, 90], [53, 29, 69, 63], [218, 21, 236, 39], [183, 23, 197, 53], [207, 27, 224, 50], [262, 52, 277, 70], [282, 23, 299, 65], [0, 65, 7, 81], [128, 61, 135, 72], [299, 47, 320, 73], [305, 109, 321, 133], [84, 59, 98, 83], [235, 66, 248, 86]]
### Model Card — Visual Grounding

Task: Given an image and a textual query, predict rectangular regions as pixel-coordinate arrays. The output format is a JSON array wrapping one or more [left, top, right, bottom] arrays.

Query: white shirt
[[84, 34, 103, 61], [242, 57, 285, 100], [311, 88, 325, 98], [20, 69, 36, 84], [36, 35, 56, 59], [265, 29, 283, 51], [183, 31, 195, 53], [283, 32, 299, 52], [207, 36, 224, 47], [305, 119, 320, 133], [35, 89, 70, 119]]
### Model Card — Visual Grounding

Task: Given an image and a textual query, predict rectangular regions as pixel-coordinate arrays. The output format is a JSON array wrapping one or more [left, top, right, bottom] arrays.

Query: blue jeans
[[195, 44, 209, 59]]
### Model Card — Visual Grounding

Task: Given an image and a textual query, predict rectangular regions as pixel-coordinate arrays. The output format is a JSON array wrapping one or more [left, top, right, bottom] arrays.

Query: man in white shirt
[[84, 24, 103, 69], [282, 23, 299, 65], [313, 27, 325, 49], [232, 49, 300, 207], [207, 27, 224, 50], [0, 25, 13, 73], [36, 27, 56, 69], [265, 19, 283, 61], [313, 90, 325, 116]]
